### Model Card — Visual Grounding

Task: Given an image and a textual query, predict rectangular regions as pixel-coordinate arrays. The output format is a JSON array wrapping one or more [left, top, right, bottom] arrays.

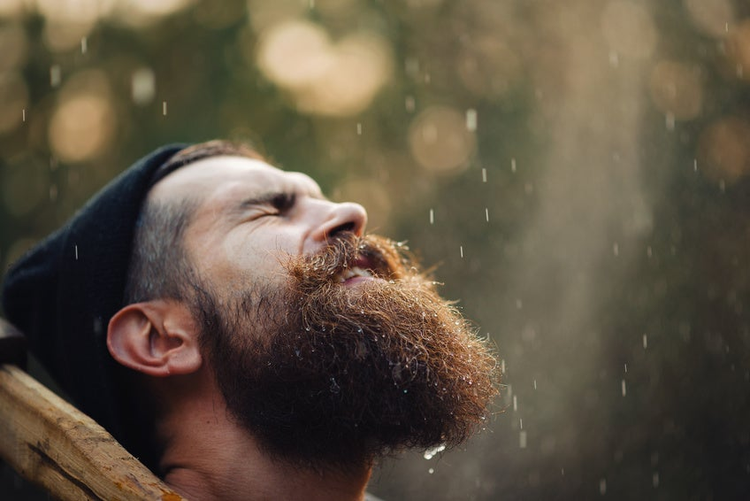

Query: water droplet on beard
[[305, 327, 311, 332], [423, 444, 446, 460], [329, 377, 341, 394]]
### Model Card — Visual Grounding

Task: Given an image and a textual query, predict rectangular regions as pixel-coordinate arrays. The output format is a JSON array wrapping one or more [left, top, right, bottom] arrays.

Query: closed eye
[[236, 191, 297, 220], [270, 192, 296, 213]]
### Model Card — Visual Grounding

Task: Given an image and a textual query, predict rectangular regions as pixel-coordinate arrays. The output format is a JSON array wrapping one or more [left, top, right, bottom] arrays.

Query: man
[[1, 140, 498, 500]]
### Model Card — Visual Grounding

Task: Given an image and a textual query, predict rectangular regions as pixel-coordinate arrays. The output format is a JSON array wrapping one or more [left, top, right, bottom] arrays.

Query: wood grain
[[0, 319, 184, 500]]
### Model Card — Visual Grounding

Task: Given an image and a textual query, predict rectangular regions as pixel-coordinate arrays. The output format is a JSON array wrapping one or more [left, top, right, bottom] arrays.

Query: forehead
[[148, 155, 322, 206]]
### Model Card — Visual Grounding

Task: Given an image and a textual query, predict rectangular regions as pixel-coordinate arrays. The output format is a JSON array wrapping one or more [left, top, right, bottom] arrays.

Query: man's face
[[150, 155, 498, 468], [150, 155, 368, 296]]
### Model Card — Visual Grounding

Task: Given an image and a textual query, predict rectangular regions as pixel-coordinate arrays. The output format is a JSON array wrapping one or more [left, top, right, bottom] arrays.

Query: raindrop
[[719, 179, 726, 193], [613, 242, 619, 256], [501, 359, 506, 374], [356, 122, 362, 135], [621, 379, 627, 397], [405, 95, 415, 113], [533, 379, 537, 390], [513, 395, 518, 412], [482, 168, 487, 183], [74, 245, 79, 260], [485, 208, 489, 222], [460, 246, 464, 258], [647, 246, 652, 258], [22, 109, 25, 122], [423, 444, 446, 460], [624, 364, 628, 373], [516, 299, 523, 309], [643, 334, 648, 349], [428, 468, 434, 474], [50, 65, 61, 87], [519, 431, 527, 449], [599, 478, 607, 495], [665, 112, 675, 130], [519, 418, 523, 429], [609, 50, 619, 67], [466, 108, 477, 131], [329, 377, 340, 394], [81, 37, 87, 54], [429, 208, 434, 225], [693, 159, 698, 171], [162, 101, 168, 116], [511, 158, 517, 173]]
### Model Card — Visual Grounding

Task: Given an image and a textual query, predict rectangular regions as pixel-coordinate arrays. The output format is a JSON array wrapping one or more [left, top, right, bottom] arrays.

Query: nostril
[[328, 222, 355, 238]]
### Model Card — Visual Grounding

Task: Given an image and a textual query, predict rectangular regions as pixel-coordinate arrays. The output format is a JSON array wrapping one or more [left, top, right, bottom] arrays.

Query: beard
[[190, 233, 499, 469]]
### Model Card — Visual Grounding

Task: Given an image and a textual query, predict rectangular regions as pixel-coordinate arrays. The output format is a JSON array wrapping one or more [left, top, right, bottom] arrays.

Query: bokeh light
[[255, 20, 392, 116], [697, 116, 750, 183], [408, 106, 476, 174], [48, 71, 116, 163], [648, 61, 703, 120], [725, 19, 750, 82], [683, 0, 735, 38], [601, 1, 657, 59]]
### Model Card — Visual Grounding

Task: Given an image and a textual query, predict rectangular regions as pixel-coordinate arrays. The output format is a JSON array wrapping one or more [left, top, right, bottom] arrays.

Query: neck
[[153, 372, 372, 501]]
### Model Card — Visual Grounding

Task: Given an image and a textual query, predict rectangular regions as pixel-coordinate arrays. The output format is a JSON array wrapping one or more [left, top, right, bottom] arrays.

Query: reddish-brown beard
[[193, 233, 499, 470]]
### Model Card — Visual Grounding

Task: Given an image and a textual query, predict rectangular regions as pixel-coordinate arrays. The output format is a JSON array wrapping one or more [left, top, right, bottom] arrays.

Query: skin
[[107, 156, 372, 501]]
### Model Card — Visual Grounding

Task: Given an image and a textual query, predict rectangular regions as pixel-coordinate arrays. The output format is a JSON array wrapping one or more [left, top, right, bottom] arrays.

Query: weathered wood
[[0, 362, 185, 500], [0, 317, 26, 368]]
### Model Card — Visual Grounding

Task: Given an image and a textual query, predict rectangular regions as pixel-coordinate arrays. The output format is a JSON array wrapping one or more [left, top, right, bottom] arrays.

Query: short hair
[[125, 140, 265, 304]]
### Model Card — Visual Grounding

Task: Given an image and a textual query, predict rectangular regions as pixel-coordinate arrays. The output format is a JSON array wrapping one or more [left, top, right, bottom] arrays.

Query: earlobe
[[107, 301, 202, 377]]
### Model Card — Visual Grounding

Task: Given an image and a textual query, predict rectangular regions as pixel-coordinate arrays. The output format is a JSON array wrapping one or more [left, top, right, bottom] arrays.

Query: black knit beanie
[[0, 143, 189, 470]]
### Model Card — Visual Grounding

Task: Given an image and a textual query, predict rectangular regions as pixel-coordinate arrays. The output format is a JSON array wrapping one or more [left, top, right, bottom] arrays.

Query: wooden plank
[[0, 322, 185, 500]]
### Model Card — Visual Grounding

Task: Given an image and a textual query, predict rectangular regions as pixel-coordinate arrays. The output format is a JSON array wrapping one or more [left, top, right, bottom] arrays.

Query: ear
[[107, 300, 202, 377]]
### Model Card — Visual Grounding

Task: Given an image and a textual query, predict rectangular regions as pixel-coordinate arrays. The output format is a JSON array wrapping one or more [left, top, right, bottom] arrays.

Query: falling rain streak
[[511, 158, 517, 173], [429, 209, 434, 225], [459, 246, 464, 258], [466, 109, 477, 131], [357, 123, 362, 135], [50, 65, 61, 87], [643, 334, 648, 349], [162, 101, 168, 115], [482, 168, 487, 182], [81, 37, 87, 54], [621, 379, 627, 397]]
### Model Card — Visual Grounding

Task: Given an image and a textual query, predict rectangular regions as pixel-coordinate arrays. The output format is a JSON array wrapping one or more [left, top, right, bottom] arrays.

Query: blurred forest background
[[1, 0, 750, 499]]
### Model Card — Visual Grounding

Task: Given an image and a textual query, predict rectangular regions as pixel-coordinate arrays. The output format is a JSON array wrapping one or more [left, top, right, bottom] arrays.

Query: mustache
[[300, 232, 409, 283]]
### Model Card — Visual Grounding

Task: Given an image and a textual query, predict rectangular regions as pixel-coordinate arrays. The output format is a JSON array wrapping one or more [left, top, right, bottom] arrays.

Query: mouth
[[333, 256, 381, 285]]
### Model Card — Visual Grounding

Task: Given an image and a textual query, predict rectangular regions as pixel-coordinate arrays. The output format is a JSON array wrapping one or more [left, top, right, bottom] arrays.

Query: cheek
[[217, 231, 298, 286]]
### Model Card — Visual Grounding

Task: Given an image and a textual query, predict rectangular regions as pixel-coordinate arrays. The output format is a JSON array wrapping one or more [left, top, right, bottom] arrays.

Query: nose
[[310, 201, 368, 242]]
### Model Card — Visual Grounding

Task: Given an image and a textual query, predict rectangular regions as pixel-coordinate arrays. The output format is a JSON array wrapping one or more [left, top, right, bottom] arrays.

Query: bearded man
[[1, 140, 498, 500]]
